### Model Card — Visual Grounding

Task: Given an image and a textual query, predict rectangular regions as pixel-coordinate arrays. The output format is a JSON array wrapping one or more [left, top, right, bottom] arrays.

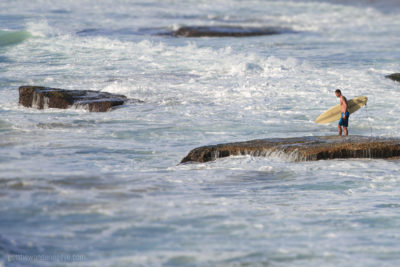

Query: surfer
[[335, 89, 349, 136]]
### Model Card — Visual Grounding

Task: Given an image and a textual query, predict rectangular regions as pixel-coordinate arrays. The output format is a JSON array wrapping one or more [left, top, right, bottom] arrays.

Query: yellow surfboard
[[315, 96, 368, 124]]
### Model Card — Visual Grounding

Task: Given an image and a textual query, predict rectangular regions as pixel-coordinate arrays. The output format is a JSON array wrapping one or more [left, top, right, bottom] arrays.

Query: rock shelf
[[18, 86, 139, 112], [181, 136, 400, 163]]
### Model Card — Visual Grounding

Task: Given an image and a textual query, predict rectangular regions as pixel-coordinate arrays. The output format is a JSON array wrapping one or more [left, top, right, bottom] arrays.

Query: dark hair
[[335, 89, 341, 94]]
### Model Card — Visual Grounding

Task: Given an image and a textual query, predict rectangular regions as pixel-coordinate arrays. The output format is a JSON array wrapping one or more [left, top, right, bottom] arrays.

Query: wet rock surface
[[168, 26, 291, 38], [18, 86, 138, 112], [386, 73, 400, 82], [181, 135, 400, 163]]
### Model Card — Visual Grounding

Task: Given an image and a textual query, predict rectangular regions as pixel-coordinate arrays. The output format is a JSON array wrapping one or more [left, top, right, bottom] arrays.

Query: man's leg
[[343, 113, 349, 136], [338, 125, 342, 136]]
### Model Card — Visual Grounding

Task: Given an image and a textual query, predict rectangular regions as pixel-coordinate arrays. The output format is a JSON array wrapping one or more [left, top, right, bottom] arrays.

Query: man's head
[[335, 89, 342, 97]]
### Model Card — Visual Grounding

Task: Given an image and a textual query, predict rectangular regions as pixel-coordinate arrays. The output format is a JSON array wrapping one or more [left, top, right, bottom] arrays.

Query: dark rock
[[386, 73, 400, 82], [168, 26, 291, 38], [18, 86, 138, 112], [181, 136, 400, 163]]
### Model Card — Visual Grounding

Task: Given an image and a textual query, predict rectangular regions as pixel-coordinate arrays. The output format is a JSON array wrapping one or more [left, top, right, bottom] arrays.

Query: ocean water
[[1, 0, 400, 266]]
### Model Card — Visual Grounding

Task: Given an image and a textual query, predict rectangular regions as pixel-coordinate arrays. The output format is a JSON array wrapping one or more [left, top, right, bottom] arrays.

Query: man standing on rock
[[335, 89, 349, 136]]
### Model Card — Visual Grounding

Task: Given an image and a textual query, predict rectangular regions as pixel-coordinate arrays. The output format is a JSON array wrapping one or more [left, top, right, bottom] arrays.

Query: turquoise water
[[1, 0, 400, 266]]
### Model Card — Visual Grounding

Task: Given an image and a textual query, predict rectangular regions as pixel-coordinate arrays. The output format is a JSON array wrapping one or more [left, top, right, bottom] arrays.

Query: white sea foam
[[1, 0, 400, 266]]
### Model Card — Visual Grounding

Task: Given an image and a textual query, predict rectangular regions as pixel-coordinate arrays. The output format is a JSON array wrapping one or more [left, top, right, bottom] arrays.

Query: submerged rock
[[169, 26, 291, 38], [181, 136, 400, 163], [18, 86, 138, 112], [386, 73, 400, 82]]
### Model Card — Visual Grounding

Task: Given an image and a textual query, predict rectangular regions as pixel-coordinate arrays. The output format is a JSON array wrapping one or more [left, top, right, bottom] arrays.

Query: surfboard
[[315, 96, 368, 124]]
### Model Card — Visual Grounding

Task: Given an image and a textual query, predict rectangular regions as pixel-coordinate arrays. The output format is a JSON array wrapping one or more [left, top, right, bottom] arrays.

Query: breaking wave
[[0, 30, 31, 47]]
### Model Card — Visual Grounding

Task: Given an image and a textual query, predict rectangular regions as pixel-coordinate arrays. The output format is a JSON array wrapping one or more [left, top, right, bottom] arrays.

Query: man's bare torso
[[340, 95, 348, 113]]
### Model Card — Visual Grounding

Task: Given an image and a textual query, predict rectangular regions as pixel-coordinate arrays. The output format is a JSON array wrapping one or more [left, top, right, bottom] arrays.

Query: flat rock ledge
[[19, 86, 139, 112], [181, 136, 400, 163], [386, 73, 400, 82], [168, 26, 291, 38]]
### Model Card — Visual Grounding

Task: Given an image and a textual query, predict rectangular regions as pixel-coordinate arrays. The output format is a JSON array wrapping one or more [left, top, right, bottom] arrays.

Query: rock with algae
[[386, 73, 400, 82], [181, 135, 400, 163], [169, 26, 292, 38]]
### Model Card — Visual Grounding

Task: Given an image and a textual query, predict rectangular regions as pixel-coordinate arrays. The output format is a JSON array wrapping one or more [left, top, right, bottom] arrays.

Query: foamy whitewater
[[1, 0, 400, 266]]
